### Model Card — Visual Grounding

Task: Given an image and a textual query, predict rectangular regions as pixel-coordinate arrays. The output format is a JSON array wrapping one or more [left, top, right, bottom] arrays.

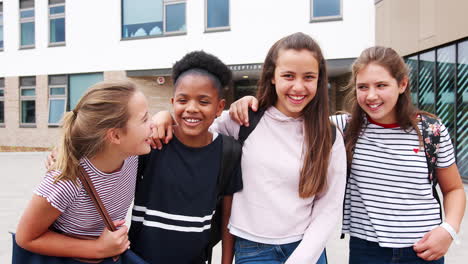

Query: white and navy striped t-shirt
[[331, 114, 455, 248], [34, 156, 138, 236]]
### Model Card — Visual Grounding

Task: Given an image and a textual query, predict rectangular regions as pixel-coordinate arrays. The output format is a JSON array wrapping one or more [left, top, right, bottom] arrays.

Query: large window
[[206, 0, 229, 31], [405, 39, 468, 182], [0, 3, 4, 50], [49, 0, 65, 46], [19, 76, 36, 125], [0, 78, 4, 125], [20, 0, 35, 48], [69, 73, 103, 110], [48, 75, 67, 125], [310, 0, 342, 22], [122, 0, 186, 39]]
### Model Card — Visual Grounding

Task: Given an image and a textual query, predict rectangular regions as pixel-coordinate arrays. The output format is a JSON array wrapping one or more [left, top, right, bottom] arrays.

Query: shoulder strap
[[238, 108, 266, 145], [77, 166, 119, 261], [420, 115, 443, 221], [218, 134, 242, 199], [421, 115, 441, 184]]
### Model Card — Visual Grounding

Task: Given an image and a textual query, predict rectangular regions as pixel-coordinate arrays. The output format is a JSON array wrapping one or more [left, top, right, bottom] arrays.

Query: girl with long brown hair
[[15, 80, 153, 261], [332, 46, 465, 264], [152, 32, 347, 264]]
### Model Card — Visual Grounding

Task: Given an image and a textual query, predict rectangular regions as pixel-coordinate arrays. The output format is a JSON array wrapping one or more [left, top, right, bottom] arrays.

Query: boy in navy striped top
[[128, 51, 243, 264]]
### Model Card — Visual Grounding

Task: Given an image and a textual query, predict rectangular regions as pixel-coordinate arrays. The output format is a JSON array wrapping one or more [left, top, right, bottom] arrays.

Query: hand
[[150, 111, 174, 150], [413, 226, 453, 261], [45, 149, 58, 170], [95, 220, 130, 258], [228, 96, 258, 126]]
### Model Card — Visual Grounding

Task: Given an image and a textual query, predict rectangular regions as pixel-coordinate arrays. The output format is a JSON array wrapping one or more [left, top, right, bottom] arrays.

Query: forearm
[[18, 230, 106, 259], [221, 195, 234, 264], [442, 188, 466, 232]]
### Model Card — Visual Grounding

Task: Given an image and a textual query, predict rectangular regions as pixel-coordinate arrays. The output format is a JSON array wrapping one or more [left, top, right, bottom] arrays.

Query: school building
[[375, 0, 468, 181], [0, 0, 375, 148]]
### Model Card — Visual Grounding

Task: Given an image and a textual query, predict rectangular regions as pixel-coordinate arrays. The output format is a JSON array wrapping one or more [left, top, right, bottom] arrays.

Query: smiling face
[[118, 91, 153, 156], [272, 49, 319, 118], [356, 63, 408, 124], [171, 74, 225, 146]]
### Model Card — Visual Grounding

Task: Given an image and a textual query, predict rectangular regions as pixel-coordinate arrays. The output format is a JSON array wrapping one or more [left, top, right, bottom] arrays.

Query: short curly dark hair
[[172, 51, 232, 97]]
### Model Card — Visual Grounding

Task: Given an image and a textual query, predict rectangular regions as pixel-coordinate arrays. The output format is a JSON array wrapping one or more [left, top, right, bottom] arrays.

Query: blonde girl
[[15, 81, 153, 260]]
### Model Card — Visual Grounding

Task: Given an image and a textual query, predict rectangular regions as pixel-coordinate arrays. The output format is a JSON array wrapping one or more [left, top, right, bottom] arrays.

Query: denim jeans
[[349, 236, 444, 264], [234, 237, 327, 264]]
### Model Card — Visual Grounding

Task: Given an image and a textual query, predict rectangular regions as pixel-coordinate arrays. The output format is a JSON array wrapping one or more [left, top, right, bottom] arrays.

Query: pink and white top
[[34, 156, 138, 236], [211, 106, 347, 264]]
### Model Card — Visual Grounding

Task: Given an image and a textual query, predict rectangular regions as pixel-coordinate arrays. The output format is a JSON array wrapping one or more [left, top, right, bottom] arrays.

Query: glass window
[[418, 51, 436, 114], [49, 0, 66, 45], [48, 75, 67, 125], [0, 3, 4, 50], [436, 45, 456, 140], [20, 76, 36, 124], [122, 0, 186, 39], [0, 78, 4, 124], [69, 73, 103, 110], [311, 0, 341, 21], [165, 3, 186, 33], [457, 40, 468, 180], [206, 0, 229, 30], [20, 0, 35, 48], [406, 55, 419, 105]]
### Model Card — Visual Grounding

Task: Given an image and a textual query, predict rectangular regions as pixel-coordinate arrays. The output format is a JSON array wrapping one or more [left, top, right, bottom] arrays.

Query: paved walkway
[[1, 152, 467, 263]]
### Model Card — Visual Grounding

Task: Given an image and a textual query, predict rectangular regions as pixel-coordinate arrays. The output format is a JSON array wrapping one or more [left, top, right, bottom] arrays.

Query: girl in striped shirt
[[15, 81, 153, 260], [230, 46, 466, 264]]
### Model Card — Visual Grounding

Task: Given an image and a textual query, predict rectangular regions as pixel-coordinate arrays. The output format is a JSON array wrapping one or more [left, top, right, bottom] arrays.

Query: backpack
[[137, 135, 242, 264], [238, 108, 337, 145], [339, 114, 442, 238], [206, 134, 242, 264]]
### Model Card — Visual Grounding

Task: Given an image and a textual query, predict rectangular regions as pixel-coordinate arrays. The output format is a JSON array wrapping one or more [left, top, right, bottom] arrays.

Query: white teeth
[[289, 95, 305, 100], [184, 118, 200, 123], [369, 104, 381, 109]]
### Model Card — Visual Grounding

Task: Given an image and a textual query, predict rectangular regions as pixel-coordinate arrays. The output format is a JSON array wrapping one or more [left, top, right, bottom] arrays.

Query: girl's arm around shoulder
[[329, 113, 351, 134], [285, 127, 347, 264], [210, 111, 241, 139]]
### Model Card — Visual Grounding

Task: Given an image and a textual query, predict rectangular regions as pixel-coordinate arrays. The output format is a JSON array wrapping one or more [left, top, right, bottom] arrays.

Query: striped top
[[34, 156, 138, 236], [331, 114, 455, 248]]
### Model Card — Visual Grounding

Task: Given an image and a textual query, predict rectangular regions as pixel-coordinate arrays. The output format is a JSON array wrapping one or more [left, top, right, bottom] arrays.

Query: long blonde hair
[[52, 80, 137, 183]]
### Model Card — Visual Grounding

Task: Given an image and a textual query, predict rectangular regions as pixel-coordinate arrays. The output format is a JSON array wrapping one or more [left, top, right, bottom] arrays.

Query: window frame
[[48, 0, 66, 47], [19, 76, 36, 127], [0, 3, 4, 51], [310, 0, 343, 23], [0, 78, 4, 127], [48, 75, 68, 126], [19, 0, 36, 49], [121, 0, 187, 40], [204, 0, 230, 33]]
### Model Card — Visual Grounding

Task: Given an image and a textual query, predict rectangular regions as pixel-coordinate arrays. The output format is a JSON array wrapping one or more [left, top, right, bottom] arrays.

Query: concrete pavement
[[1, 152, 467, 263]]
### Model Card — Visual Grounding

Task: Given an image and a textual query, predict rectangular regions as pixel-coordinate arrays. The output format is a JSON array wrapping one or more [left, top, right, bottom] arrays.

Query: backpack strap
[[207, 134, 242, 264], [238, 108, 266, 145], [420, 114, 442, 220]]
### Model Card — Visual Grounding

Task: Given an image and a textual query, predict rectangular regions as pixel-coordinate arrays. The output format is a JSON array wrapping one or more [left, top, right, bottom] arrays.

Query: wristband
[[440, 222, 460, 245]]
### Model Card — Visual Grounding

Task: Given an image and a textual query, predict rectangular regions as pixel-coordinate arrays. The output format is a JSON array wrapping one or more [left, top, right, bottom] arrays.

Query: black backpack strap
[[238, 108, 266, 145], [420, 115, 442, 220], [207, 134, 242, 264]]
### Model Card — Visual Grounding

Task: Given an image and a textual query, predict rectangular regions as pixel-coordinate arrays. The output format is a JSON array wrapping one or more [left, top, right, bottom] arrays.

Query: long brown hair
[[52, 80, 137, 183], [344, 46, 435, 163], [257, 32, 332, 198]]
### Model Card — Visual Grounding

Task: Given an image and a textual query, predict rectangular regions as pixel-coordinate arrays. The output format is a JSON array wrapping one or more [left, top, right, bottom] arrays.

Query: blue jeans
[[234, 237, 327, 264], [349, 236, 444, 264]]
